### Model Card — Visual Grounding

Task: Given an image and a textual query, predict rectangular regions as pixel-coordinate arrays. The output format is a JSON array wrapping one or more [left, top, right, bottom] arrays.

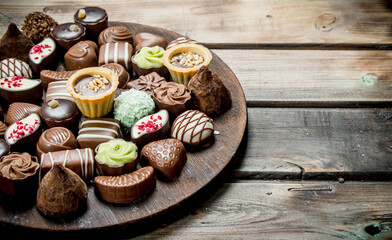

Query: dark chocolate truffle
[[126, 72, 166, 97], [36, 127, 77, 159], [0, 23, 34, 63], [98, 26, 133, 46], [133, 32, 168, 52], [74, 7, 108, 41], [36, 163, 87, 218], [101, 63, 130, 88], [188, 66, 231, 116], [51, 23, 86, 50], [5, 102, 41, 126], [40, 99, 79, 129], [21, 12, 58, 44], [64, 40, 98, 71]]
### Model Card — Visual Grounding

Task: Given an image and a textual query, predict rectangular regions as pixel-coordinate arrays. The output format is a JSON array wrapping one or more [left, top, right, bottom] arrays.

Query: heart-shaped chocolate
[[141, 138, 187, 180]]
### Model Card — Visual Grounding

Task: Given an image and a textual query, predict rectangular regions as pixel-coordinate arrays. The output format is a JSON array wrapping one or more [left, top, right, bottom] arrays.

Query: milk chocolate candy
[[171, 110, 214, 147], [0, 23, 35, 63], [0, 139, 10, 159], [0, 77, 42, 104], [45, 81, 74, 103], [131, 109, 170, 147], [141, 139, 187, 180], [64, 40, 98, 71], [5, 102, 41, 126], [101, 63, 130, 88], [77, 118, 122, 149], [40, 70, 77, 90], [94, 166, 156, 204], [0, 58, 33, 78], [126, 72, 166, 97], [29, 37, 57, 77], [98, 42, 133, 71], [4, 113, 41, 153], [51, 23, 86, 51], [98, 26, 133, 46], [36, 127, 77, 159], [39, 148, 94, 181], [153, 82, 191, 118], [0, 121, 6, 137], [41, 99, 79, 130], [166, 36, 197, 50], [74, 7, 108, 41], [0, 105, 3, 122], [133, 32, 168, 52]]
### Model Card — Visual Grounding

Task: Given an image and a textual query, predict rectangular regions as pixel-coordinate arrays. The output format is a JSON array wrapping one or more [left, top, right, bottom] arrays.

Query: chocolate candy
[[188, 66, 231, 116], [0, 139, 10, 159], [22, 12, 58, 44], [98, 42, 133, 71], [5, 102, 41, 125], [0, 58, 33, 78], [0, 77, 42, 104], [0, 105, 3, 122], [39, 148, 94, 181], [4, 113, 41, 153], [45, 81, 74, 103], [29, 37, 57, 76], [0, 23, 35, 63], [166, 36, 197, 50], [77, 118, 122, 149], [101, 63, 130, 88], [0, 121, 6, 137], [131, 109, 170, 147], [153, 82, 191, 118], [171, 110, 214, 147], [98, 26, 133, 46], [126, 72, 166, 97], [141, 139, 187, 180], [36, 127, 77, 159], [94, 166, 156, 204], [133, 32, 168, 52], [51, 23, 86, 50], [74, 7, 108, 41], [40, 70, 77, 90], [64, 40, 98, 71], [41, 99, 79, 129]]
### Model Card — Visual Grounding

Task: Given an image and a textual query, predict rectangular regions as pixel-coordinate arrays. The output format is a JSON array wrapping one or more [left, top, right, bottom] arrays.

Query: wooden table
[[1, 0, 392, 239]]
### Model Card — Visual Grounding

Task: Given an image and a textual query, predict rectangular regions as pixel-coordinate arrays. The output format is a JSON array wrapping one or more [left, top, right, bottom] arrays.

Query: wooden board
[[1, 0, 392, 48], [233, 107, 392, 180], [131, 181, 392, 240], [0, 22, 247, 231], [214, 49, 392, 107]]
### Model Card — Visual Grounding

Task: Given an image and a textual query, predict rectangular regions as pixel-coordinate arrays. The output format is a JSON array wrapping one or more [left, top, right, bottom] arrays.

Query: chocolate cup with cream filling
[[94, 139, 138, 176], [131, 50, 168, 77]]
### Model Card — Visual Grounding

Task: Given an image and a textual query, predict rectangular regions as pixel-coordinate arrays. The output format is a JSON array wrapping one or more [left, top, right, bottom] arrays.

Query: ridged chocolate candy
[[40, 70, 77, 90], [101, 63, 130, 88], [36, 127, 77, 159], [98, 26, 133, 46], [98, 42, 133, 71], [5, 102, 41, 126], [126, 72, 166, 97]]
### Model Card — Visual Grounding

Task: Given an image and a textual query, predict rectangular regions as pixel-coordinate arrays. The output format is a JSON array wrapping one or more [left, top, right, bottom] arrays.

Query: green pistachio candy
[[134, 46, 165, 68], [96, 139, 137, 166]]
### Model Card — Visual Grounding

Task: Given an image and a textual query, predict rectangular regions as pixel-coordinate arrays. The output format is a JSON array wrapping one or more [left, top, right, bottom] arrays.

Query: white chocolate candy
[[0, 58, 33, 78], [29, 38, 56, 65]]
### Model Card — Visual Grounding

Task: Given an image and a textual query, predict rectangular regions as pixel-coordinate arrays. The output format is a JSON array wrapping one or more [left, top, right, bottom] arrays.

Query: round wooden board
[[0, 22, 247, 232]]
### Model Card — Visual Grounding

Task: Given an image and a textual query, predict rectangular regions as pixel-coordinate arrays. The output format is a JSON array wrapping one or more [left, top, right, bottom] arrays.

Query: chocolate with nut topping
[[170, 52, 204, 68], [73, 74, 111, 96]]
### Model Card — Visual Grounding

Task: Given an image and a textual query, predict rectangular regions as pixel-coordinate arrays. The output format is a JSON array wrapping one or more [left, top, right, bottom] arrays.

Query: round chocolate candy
[[74, 6, 108, 41], [98, 26, 133, 46], [153, 82, 191, 118], [51, 23, 86, 50], [64, 40, 98, 71], [40, 99, 79, 130]]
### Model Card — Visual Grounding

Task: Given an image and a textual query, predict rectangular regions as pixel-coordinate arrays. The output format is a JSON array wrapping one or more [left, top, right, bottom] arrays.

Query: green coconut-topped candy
[[96, 139, 137, 167]]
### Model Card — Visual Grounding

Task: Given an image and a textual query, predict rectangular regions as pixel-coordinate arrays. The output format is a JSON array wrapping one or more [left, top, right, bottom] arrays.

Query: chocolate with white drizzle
[[77, 118, 122, 149], [98, 42, 133, 71], [39, 148, 94, 181], [0, 58, 33, 78], [45, 81, 74, 103], [171, 110, 214, 147]]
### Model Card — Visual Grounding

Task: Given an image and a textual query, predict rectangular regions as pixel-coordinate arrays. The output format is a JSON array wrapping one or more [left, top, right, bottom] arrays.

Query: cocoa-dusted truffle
[[0, 23, 34, 62], [36, 163, 87, 218], [21, 11, 58, 44], [188, 66, 231, 116]]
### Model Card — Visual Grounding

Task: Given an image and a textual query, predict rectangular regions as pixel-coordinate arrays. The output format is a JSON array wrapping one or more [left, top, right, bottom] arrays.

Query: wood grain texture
[[233, 107, 392, 180], [132, 181, 392, 240], [0, 22, 247, 232], [214, 49, 392, 107], [1, 0, 392, 48]]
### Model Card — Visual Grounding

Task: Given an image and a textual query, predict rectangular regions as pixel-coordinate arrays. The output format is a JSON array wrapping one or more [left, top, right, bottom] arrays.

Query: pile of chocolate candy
[[0, 6, 231, 219]]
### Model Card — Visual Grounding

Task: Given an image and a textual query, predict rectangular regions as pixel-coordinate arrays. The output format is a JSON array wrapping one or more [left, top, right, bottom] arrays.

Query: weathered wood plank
[[213, 49, 392, 107], [234, 108, 392, 180], [131, 181, 392, 240], [1, 0, 392, 47]]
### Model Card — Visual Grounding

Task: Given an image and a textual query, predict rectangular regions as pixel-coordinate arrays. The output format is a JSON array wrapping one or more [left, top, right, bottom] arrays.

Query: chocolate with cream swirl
[[153, 82, 191, 117], [98, 26, 133, 46], [0, 152, 39, 180]]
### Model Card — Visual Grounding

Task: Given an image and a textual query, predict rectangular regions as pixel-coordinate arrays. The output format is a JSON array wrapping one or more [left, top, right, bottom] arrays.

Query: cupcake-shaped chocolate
[[101, 63, 130, 88], [74, 7, 108, 41], [163, 43, 212, 86], [0, 139, 10, 159], [153, 82, 191, 118], [28, 37, 57, 76], [64, 40, 98, 71], [126, 72, 166, 97], [0, 152, 39, 197], [5, 102, 41, 126], [132, 46, 167, 77], [98, 42, 133, 72], [98, 26, 133, 46], [66, 67, 119, 118], [40, 99, 80, 130], [95, 139, 138, 176], [134, 32, 168, 52], [51, 23, 86, 51], [36, 127, 77, 159]]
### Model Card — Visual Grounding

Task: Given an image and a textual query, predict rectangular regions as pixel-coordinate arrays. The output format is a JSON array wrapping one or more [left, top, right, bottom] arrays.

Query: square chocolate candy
[[98, 42, 133, 72]]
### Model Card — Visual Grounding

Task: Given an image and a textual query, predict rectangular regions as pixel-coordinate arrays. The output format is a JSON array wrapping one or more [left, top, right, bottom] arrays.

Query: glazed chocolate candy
[[29, 37, 57, 76], [36, 127, 77, 159], [0, 77, 42, 104], [41, 99, 79, 129], [98, 26, 133, 46], [5, 102, 41, 126], [45, 81, 74, 103], [51, 23, 86, 50], [126, 72, 166, 97], [40, 69, 77, 90], [0, 58, 33, 78], [94, 166, 156, 204], [141, 138, 187, 180], [98, 42, 133, 71], [64, 40, 98, 71], [133, 32, 168, 52], [0, 121, 6, 137], [101, 63, 130, 88], [0, 139, 10, 158], [74, 7, 108, 41]]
